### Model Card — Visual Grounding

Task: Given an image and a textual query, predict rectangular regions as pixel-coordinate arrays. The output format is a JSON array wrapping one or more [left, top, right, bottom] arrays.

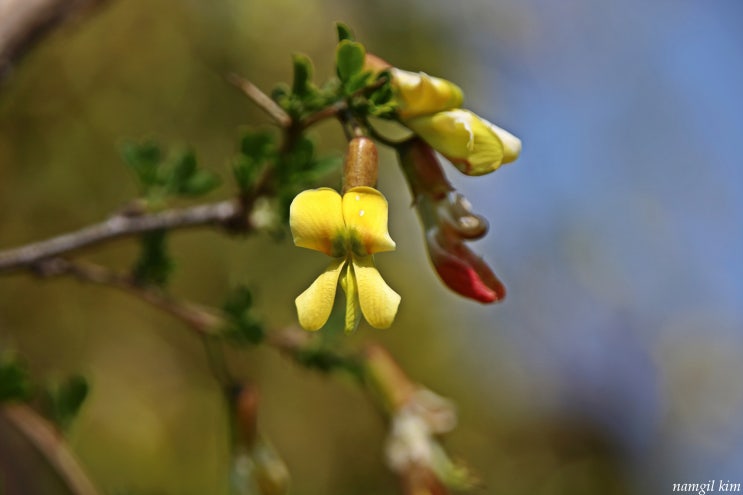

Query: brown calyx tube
[[343, 136, 378, 193]]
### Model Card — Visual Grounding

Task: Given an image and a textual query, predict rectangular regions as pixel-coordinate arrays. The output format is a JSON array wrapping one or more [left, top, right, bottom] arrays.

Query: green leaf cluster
[[333, 34, 396, 117], [122, 141, 220, 202], [272, 55, 339, 121], [221, 286, 264, 345]]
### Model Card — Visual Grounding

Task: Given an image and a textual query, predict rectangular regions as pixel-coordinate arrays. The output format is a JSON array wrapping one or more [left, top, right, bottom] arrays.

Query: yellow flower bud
[[389, 68, 464, 120], [404, 109, 521, 176]]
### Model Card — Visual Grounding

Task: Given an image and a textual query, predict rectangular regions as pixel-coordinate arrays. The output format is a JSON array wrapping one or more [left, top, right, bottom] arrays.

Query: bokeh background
[[1, 0, 742, 493]]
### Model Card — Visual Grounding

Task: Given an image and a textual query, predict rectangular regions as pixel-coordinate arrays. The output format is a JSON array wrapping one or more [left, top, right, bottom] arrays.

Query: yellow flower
[[389, 68, 464, 120], [404, 109, 522, 176], [290, 186, 401, 332]]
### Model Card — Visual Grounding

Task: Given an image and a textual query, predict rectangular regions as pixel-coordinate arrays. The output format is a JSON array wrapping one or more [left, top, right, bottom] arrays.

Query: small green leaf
[[336, 40, 366, 82], [121, 141, 162, 189], [167, 150, 197, 189], [234, 130, 275, 193], [336, 22, 355, 42], [344, 70, 374, 94], [240, 131, 275, 159], [42, 375, 89, 431], [291, 54, 314, 97], [0, 353, 30, 403], [181, 170, 221, 196], [222, 286, 264, 345], [132, 230, 173, 287]]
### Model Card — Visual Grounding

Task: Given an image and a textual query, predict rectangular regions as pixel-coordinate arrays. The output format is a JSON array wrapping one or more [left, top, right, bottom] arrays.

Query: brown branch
[[0, 0, 112, 81], [0, 199, 245, 274]]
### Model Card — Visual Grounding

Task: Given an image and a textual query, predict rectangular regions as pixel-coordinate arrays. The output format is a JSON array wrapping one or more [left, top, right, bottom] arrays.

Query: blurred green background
[[1, 1, 742, 494]]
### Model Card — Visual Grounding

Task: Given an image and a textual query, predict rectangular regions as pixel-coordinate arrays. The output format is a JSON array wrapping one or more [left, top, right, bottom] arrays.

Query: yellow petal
[[290, 188, 345, 255], [352, 256, 401, 329], [295, 258, 345, 331], [342, 186, 396, 255], [480, 116, 522, 165], [391, 68, 464, 119]]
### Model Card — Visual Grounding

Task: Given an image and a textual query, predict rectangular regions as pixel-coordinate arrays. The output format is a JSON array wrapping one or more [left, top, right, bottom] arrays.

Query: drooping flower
[[290, 186, 400, 332], [399, 139, 506, 303], [405, 109, 522, 176]]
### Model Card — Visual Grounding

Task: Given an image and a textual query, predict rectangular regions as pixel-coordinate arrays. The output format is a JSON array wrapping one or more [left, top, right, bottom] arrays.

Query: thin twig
[[0, 199, 244, 273], [226, 72, 291, 128], [34, 258, 224, 335]]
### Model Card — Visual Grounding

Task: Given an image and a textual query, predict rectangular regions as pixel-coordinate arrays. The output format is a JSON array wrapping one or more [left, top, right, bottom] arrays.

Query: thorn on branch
[[226, 73, 292, 128]]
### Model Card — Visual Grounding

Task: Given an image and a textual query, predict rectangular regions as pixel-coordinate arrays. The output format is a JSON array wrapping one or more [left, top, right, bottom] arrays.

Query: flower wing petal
[[295, 258, 345, 331], [352, 255, 401, 329], [290, 188, 345, 255], [342, 186, 396, 255]]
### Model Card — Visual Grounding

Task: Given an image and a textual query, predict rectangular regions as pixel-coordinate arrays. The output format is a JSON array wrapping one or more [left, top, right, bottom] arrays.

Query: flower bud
[[405, 109, 521, 176], [388, 68, 464, 120], [426, 228, 506, 303]]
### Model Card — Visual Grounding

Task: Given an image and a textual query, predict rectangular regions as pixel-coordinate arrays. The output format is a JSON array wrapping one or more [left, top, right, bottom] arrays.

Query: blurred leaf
[[274, 135, 342, 221], [121, 141, 162, 191], [166, 150, 220, 197], [222, 286, 264, 345], [0, 353, 30, 403], [181, 170, 222, 196], [40, 375, 89, 431], [233, 130, 276, 193], [335, 22, 355, 42], [336, 40, 366, 83], [291, 54, 314, 97], [121, 142, 219, 200], [132, 230, 173, 287]]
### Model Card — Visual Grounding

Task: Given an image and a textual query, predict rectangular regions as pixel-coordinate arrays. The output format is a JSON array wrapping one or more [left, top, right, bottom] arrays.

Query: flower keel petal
[[296, 258, 345, 331], [353, 256, 401, 329]]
